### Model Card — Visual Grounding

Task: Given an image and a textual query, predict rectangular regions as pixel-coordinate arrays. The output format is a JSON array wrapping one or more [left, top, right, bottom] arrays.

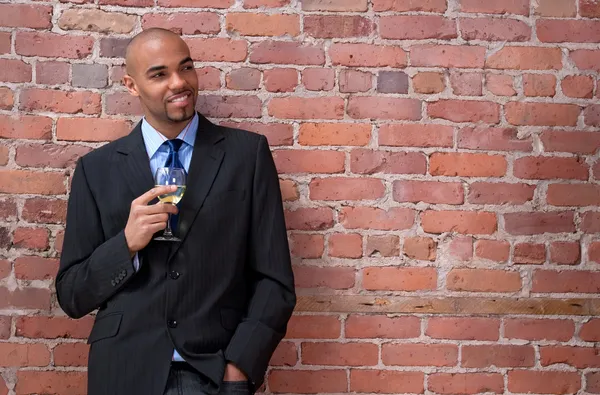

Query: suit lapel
[[170, 114, 224, 259], [116, 122, 155, 203]]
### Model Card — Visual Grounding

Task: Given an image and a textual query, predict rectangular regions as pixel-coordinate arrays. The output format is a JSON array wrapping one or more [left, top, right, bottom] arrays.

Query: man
[[55, 28, 296, 395]]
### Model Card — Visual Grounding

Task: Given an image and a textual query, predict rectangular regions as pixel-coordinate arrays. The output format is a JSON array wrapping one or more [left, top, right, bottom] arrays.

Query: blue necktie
[[163, 139, 185, 233]]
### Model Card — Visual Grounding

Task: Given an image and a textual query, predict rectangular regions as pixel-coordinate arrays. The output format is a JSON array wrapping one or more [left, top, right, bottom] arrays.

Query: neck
[[144, 115, 192, 140]]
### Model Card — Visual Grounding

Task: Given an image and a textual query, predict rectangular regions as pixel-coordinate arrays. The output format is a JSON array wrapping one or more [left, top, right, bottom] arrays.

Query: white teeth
[[170, 93, 189, 102]]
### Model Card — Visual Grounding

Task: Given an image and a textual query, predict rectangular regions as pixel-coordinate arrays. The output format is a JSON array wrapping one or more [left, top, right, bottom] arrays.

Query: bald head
[[125, 28, 186, 76]]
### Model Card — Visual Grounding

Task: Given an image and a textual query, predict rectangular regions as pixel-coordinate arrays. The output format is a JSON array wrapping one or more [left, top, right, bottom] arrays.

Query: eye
[[182, 65, 194, 71], [152, 72, 164, 79]]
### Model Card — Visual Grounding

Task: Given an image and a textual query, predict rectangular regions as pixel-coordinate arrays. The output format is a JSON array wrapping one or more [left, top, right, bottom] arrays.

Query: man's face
[[124, 35, 198, 125]]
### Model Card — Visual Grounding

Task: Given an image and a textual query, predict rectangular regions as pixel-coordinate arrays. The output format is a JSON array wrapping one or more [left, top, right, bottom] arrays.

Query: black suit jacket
[[55, 114, 296, 395]]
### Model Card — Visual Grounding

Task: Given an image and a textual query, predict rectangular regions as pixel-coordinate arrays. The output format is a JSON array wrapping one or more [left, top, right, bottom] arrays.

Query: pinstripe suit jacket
[[55, 113, 296, 395]]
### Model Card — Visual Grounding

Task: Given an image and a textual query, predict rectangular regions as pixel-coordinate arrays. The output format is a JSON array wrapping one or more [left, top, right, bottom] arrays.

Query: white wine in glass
[[154, 167, 186, 241]]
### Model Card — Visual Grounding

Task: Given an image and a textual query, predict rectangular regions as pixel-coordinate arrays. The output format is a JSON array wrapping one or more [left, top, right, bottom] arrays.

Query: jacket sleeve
[[55, 157, 136, 319], [224, 136, 296, 387]]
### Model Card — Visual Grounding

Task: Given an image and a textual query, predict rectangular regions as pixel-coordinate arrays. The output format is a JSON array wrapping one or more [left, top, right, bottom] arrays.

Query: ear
[[123, 74, 140, 97]]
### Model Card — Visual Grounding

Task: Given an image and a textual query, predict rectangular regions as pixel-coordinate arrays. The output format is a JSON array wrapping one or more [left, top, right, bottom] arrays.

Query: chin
[[167, 108, 194, 123]]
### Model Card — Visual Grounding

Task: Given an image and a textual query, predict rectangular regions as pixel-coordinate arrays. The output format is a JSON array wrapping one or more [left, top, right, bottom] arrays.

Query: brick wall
[[1, 0, 600, 394]]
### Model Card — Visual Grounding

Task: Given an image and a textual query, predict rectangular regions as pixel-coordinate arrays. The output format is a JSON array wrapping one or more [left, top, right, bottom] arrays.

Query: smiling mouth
[[167, 91, 192, 103]]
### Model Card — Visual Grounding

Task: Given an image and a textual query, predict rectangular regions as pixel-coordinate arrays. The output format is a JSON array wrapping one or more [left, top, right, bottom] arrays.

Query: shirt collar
[[141, 113, 198, 158]]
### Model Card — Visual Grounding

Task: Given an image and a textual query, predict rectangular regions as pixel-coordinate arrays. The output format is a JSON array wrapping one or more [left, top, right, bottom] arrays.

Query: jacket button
[[170, 271, 180, 279], [168, 320, 177, 328]]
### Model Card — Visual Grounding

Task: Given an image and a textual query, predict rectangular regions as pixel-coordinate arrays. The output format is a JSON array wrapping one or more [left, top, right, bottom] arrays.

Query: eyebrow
[[145, 57, 194, 75]]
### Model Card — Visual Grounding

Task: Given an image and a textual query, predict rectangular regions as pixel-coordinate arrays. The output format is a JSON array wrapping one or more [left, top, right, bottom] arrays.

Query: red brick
[[57, 118, 132, 142], [0, 4, 52, 28], [460, 17, 531, 41], [450, 71, 483, 96], [533, 270, 600, 293], [310, 177, 385, 201], [570, 49, 600, 72], [55, 230, 64, 253], [301, 0, 367, 11], [0, 146, 8, 166], [157, 0, 233, 7], [14, 256, 59, 280], [305, 15, 372, 38], [15, 371, 86, 395], [16, 32, 93, 59], [13, 227, 49, 250], [36, 61, 70, 85], [468, 182, 535, 204], [279, 179, 298, 201], [0, 286, 51, 310], [524, 74, 557, 97], [0, 32, 9, 54], [509, 371, 581, 394], [186, 37, 247, 62], [447, 269, 521, 292], [562, 75, 594, 98], [541, 345, 600, 368], [383, 343, 458, 367], [346, 315, 420, 339], [100, 0, 152, 5], [273, 150, 344, 174], [429, 373, 504, 394], [582, 212, 600, 233], [227, 13, 299, 36], [292, 266, 355, 289], [535, 0, 576, 16], [16, 316, 93, 339], [448, 236, 473, 261], [329, 233, 362, 258], [105, 92, 144, 116], [362, 267, 437, 291], [339, 70, 373, 93], [285, 315, 340, 339], [580, 319, 600, 342], [548, 184, 600, 207], [244, 0, 290, 7], [222, 122, 292, 146], [538, 19, 600, 43], [264, 68, 298, 93], [514, 156, 587, 180], [428, 100, 500, 123], [330, 43, 407, 67], [393, 180, 463, 204], [585, 104, 600, 127], [0, 260, 9, 280], [486, 73, 516, 96], [16, 144, 91, 169], [0, 343, 50, 367], [0, 59, 32, 83], [196, 67, 220, 91], [463, 345, 534, 368], [514, 243, 546, 264], [430, 153, 506, 177], [590, 242, 600, 263], [284, 208, 334, 230], [426, 317, 500, 340], [302, 68, 334, 91], [142, 12, 219, 35], [20, 89, 101, 115], [351, 150, 427, 175], [422, 211, 497, 235], [505, 212, 575, 235], [0, 228, 9, 249], [340, 207, 415, 231], [0, 316, 9, 339], [302, 342, 378, 366], [381, 15, 456, 39], [250, 41, 323, 65], [366, 235, 400, 257], [0, 170, 66, 195], [404, 237, 437, 261], [581, 0, 600, 17], [299, 123, 370, 146], [0, 200, 17, 222], [505, 318, 575, 341], [373, 0, 447, 11], [225, 68, 260, 91], [413, 71, 445, 93], [270, 342, 296, 367], [350, 370, 424, 394], [377, 71, 409, 94], [411, 45, 486, 68], [458, 0, 529, 14], [0, 87, 13, 110], [475, 240, 509, 262], [290, 234, 324, 259], [587, 372, 600, 393], [268, 370, 347, 394], [197, 95, 262, 118], [54, 343, 89, 366], [349, 97, 421, 120], [486, 47, 562, 70], [268, 97, 343, 119], [380, 124, 453, 148], [541, 130, 600, 154]]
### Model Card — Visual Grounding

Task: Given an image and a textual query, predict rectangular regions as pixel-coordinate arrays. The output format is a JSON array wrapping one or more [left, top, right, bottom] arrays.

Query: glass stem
[[164, 213, 173, 237]]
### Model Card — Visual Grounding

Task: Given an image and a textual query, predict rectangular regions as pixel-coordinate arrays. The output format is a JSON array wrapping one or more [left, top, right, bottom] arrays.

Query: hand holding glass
[[154, 167, 186, 241]]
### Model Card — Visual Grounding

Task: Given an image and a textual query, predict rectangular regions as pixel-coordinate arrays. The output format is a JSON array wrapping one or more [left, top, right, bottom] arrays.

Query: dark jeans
[[164, 363, 251, 395]]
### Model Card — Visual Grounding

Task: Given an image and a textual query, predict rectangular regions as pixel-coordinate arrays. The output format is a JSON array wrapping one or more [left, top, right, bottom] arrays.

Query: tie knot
[[166, 139, 184, 153]]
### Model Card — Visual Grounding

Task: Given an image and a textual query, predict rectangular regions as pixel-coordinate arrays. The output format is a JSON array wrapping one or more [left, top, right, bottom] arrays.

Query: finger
[[143, 213, 169, 224], [147, 222, 167, 233], [142, 203, 179, 215], [134, 185, 177, 206]]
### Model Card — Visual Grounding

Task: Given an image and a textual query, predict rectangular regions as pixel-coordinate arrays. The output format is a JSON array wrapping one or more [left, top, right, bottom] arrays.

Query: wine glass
[[154, 167, 186, 242]]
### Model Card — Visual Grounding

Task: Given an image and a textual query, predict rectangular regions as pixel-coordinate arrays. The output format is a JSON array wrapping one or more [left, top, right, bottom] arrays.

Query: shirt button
[[170, 271, 180, 280], [168, 320, 177, 328]]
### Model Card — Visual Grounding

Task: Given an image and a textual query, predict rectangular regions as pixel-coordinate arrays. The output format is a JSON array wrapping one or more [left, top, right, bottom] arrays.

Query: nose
[[168, 72, 186, 90]]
